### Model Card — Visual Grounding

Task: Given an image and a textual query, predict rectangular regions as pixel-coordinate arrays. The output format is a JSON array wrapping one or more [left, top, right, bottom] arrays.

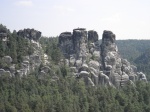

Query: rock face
[[59, 32, 73, 58], [72, 28, 88, 62], [59, 29, 147, 87], [17, 29, 41, 41], [88, 30, 98, 43], [0, 28, 51, 79]]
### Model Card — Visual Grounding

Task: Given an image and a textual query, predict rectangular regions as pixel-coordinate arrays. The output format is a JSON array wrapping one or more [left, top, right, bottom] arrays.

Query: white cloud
[[53, 5, 75, 14], [100, 13, 121, 23], [15, 0, 33, 7]]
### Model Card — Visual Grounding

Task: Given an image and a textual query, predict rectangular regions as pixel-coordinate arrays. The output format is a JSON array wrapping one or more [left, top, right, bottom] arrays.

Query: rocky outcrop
[[72, 28, 88, 62], [0, 69, 11, 76], [100, 30, 139, 87], [17, 29, 41, 41], [59, 32, 73, 58], [88, 30, 98, 43], [59, 29, 147, 88], [0, 28, 53, 80], [0, 33, 7, 41], [2, 56, 12, 64]]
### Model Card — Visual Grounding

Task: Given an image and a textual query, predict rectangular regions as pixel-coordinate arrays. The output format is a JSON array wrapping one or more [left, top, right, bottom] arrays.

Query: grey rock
[[0, 69, 5, 76], [72, 28, 88, 60], [78, 64, 89, 72], [75, 60, 82, 68], [3, 56, 12, 64], [58, 32, 73, 57], [88, 60, 99, 70], [79, 71, 89, 77], [137, 72, 147, 82], [0, 69, 11, 76], [102, 30, 116, 44], [41, 66, 51, 73], [88, 30, 98, 43], [0, 32, 7, 41], [69, 56, 76, 66], [99, 72, 110, 86], [91, 71, 98, 85], [89, 67, 98, 75], [87, 77, 95, 86], [93, 51, 100, 61], [17, 29, 41, 41]]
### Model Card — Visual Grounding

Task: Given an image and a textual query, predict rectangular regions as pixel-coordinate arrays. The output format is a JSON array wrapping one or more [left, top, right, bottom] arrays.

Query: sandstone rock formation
[[59, 29, 147, 88], [88, 30, 98, 43], [17, 29, 41, 41], [0, 28, 52, 80]]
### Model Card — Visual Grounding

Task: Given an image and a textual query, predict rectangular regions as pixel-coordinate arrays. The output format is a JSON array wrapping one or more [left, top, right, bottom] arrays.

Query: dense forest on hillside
[[1, 24, 150, 111], [116, 40, 150, 63], [1, 72, 150, 112], [116, 40, 150, 80]]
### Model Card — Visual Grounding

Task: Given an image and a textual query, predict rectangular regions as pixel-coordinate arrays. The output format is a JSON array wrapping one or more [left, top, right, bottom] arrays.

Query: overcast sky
[[0, 0, 150, 39]]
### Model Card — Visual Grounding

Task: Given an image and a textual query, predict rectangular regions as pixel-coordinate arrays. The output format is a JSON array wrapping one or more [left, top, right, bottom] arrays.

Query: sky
[[0, 0, 150, 39]]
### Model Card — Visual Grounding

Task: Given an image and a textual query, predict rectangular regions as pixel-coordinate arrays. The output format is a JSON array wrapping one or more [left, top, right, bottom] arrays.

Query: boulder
[[92, 51, 100, 61], [75, 60, 82, 68], [41, 66, 51, 73], [88, 60, 99, 70], [137, 72, 147, 82], [79, 71, 89, 77], [78, 64, 89, 72], [69, 56, 76, 66], [3, 56, 12, 64]]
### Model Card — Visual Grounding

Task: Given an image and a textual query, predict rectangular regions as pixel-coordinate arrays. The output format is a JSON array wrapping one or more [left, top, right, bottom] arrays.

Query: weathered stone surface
[[17, 29, 41, 41], [137, 72, 147, 82], [41, 66, 51, 73], [69, 55, 76, 66], [91, 71, 98, 85], [88, 30, 98, 43], [0, 69, 11, 77], [102, 30, 116, 44], [99, 72, 110, 86], [88, 60, 99, 70], [79, 71, 89, 77], [75, 60, 82, 68], [87, 77, 95, 86], [3, 56, 12, 64], [59, 32, 73, 57], [78, 64, 89, 72], [72, 28, 88, 61], [0, 32, 7, 41], [93, 51, 100, 61], [58, 29, 147, 87]]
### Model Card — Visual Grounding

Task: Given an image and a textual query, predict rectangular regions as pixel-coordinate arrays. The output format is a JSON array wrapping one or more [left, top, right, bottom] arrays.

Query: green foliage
[[0, 73, 150, 112], [0, 25, 34, 66], [116, 39, 150, 63], [40, 37, 63, 64]]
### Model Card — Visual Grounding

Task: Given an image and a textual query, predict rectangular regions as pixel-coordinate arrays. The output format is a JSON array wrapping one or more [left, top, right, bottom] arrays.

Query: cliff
[[58, 28, 147, 88]]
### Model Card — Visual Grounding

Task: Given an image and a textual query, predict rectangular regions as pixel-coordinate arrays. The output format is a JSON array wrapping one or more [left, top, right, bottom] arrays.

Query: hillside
[[116, 40, 150, 63], [0, 24, 150, 111]]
